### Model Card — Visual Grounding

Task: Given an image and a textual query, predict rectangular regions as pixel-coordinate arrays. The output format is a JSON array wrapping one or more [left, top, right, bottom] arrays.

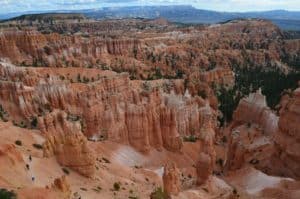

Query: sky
[[1, 0, 300, 14]]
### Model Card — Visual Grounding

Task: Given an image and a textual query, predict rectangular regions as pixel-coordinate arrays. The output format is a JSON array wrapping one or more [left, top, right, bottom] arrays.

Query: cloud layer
[[1, 0, 300, 14]]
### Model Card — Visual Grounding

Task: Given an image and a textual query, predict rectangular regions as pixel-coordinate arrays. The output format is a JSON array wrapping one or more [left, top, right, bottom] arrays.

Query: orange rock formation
[[163, 162, 181, 197]]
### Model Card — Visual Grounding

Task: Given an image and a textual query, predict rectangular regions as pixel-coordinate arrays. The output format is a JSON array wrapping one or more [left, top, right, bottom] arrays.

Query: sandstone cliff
[[40, 111, 95, 177], [0, 61, 218, 154], [225, 88, 300, 180], [232, 89, 278, 135], [225, 90, 278, 172], [273, 87, 300, 179]]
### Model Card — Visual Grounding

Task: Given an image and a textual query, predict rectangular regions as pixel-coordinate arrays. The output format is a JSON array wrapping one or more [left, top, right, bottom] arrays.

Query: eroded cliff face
[[0, 61, 72, 121], [273, 88, 300, 179], [0, 29, 140, 67], [225, 87, 300, 180], [40, 111, 96, 177], [225, 90, 279, 172], [232, 89, 278, 135], [0, 61, 218, 154]]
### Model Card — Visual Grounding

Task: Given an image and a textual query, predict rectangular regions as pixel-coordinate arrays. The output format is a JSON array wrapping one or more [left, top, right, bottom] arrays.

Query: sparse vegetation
[[102, 157, 110, 163], [32, 143, 43, 150], [83, 76, 90, 83], [221, 136, 227, 143], [233, 188, 238, 195], [113, 182, 121, 191], [142, 81, 152, 92], [62, 167, 70, 175], [216, 158, 224, 167], [15, 140, 22, 146], [150, 187, 167, 199], [67, 114, 80, 122], [128, 196, 139, 199], [0, 189, 17, 199], [30, 117, 38, 128], [77, 73, 81, 82], [216, 66, 300, 126], [80, 187, 87, 191], [183, 135, 198, 142], [13, 120, 27, 128], [198, 90, 207, 99], [92, 186, 102, 192], [0, 104, 9, 122]]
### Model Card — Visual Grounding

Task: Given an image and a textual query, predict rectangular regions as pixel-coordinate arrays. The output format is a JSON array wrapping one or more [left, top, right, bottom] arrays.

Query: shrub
[[202, 187, 209, 192], [62, 167, 70, 175], [221, 136, 227, 143], [31, 117, 38, 128], [19, 121, 27, 128], [15, 140, 22, 146], [102, 157, 110, 163], [113, 182, 120, 191], [150, 187, 167, 199], [233, 188, 238, 195], [32, 143, 43, 150], [77, 74, 81, 82], [198, 90, 207, 99], [92, 186, 102, 193], [175, 69, 184, 78], [142, 81, 152, 91], [183, 135, 197, 142], [83, 76, 90, 83], [0, 104, 8, 122], [128, 197, 139, 199], [0, 189, 17, 199], [217, 158, 224, 166]]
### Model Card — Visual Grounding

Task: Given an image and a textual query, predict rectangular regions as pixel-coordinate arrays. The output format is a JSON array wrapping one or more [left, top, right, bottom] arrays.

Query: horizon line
[[1, 5, 300, 16]]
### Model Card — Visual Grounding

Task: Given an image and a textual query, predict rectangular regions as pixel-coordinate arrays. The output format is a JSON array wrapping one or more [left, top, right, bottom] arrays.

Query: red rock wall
[[274, 88, 300, 179]]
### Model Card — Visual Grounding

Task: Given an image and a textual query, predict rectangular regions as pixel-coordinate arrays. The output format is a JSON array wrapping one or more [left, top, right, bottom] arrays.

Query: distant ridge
[[2, 13, 86, 22], [1, 5, 300, 30]]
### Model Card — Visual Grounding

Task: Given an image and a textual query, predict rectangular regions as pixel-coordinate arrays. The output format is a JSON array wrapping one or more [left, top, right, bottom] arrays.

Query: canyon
[[0, 16, 299, 199]]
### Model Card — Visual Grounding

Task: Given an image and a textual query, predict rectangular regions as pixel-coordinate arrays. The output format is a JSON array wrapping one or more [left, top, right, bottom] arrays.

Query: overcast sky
[[1, 0, 300, 14]]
